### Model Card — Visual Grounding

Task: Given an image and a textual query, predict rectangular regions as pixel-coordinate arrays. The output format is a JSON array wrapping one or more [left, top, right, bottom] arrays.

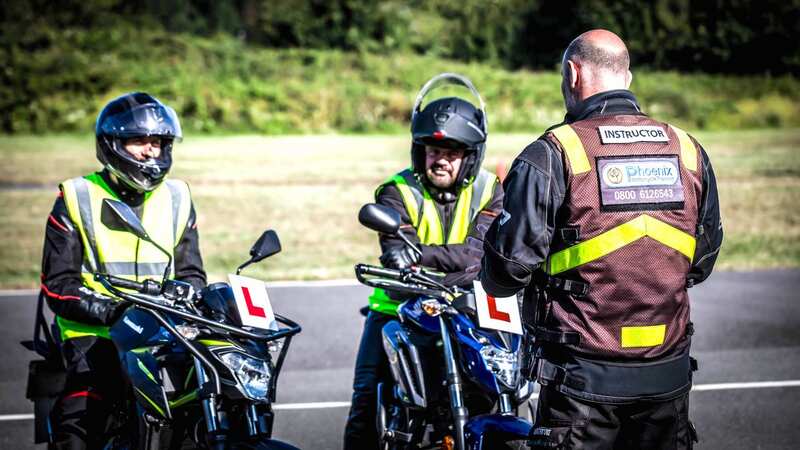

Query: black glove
[[94, 299, 130, 325], [442, 265, 480, 288], [380, 246, 420, 269]]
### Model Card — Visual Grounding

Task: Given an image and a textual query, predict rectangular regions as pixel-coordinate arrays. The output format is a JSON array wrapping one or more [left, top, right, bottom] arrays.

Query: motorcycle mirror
[[101, 199, 151, 242], [358, 203, 401, 235], [250, 230, 282, 263], [100, 198, 173, 282], [236, 230, 281, 275]]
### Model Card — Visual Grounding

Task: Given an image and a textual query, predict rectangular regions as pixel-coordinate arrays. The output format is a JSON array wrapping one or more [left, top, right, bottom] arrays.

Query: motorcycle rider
[[343, 73, 504, 449], [480, 30, 723, 448], [41, 92, 206, 449]]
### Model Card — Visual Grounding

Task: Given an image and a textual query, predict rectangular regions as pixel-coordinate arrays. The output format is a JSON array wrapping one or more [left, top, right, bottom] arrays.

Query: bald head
[[560, 29, 633, 115], [564, 29, 630, 75]]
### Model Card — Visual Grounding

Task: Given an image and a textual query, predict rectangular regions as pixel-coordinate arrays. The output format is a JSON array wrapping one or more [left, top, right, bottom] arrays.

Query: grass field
[[1, 129, 798, 288]]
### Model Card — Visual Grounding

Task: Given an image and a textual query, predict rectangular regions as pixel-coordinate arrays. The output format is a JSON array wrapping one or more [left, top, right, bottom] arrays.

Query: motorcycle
[[354, 203, 534, 450], [25, 198, 301, 449]]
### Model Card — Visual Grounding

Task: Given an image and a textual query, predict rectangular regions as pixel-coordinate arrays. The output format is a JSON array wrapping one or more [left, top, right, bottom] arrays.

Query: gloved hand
[[95, 299, 130, 325], [442, 264, 480, 288], [380, 246, 420, 269]]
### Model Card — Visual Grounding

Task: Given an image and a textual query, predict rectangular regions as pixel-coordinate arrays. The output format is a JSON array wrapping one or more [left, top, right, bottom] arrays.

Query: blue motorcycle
[[355, 204, 534, 450]]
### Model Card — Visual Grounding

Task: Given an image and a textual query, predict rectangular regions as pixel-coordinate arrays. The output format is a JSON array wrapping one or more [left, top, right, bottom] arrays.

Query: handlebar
[[96, 273, 162, 296], [94, 273, 301, 342], [354, 263, 458, 300]]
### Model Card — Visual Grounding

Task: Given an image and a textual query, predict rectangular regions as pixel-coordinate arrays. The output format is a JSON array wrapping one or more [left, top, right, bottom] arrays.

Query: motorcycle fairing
[[381, 319, 427, 408], [464, 413, 533, 450]]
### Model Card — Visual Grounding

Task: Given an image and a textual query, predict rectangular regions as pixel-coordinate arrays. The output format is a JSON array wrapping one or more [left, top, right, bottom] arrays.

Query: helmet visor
[[98, 103, 183, 142]]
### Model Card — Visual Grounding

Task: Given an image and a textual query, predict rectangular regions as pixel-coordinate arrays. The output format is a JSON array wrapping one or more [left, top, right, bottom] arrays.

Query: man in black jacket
[[481, 30, 722, 449], [344, 74, 504, 449], [42, 92, 206, 449]]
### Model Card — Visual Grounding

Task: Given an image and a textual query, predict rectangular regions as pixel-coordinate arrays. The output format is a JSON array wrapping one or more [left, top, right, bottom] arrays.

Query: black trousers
[[343, 311, 393, 450], [530, 384, 696, 450], [49, 336, 124, 450]]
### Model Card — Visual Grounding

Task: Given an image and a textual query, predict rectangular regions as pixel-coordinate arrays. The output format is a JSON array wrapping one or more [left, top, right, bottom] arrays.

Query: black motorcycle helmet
[[410, 73, 488, 190], [95, 92, 182, 192]]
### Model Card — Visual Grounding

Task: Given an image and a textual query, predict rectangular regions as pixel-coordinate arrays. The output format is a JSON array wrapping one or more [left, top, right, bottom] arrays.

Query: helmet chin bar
[[411, 73, 488, 137]]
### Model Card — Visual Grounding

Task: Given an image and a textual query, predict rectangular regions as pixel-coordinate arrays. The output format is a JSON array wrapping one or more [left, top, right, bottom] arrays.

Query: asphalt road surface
[[1, 270, 798, 449]]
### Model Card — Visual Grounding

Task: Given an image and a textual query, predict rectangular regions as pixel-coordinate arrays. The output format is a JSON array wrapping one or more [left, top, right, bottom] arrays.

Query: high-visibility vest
[[368, 168, 497, 316], [57, 172, 192, 340], [542, 116, 703, 359]]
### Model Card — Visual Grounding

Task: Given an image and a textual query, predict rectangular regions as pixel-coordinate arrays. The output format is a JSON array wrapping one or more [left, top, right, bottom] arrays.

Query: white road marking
[[273, 401, 352, 410], [0, 414, 34, 422], [3, 380, 799, 422], [691, 380, 800, 391]]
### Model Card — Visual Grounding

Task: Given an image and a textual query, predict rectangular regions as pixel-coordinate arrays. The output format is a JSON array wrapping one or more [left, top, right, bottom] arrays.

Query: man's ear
[[567, 60, 580, 89], [625, 70, 633, 89]]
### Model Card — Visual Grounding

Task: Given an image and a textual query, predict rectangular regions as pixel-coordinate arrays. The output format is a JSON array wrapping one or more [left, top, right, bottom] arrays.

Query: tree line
[[3, 0, 798, 74]]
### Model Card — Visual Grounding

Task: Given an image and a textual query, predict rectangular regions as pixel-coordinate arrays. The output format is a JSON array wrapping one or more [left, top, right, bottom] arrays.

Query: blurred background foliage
[[1, 0, 799, 134]]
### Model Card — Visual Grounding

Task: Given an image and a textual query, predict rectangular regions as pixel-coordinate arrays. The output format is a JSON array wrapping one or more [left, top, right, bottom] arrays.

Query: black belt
[[528, 324, 581, 345], [533, 271, 589, 297], [536, 344, 695, 403]]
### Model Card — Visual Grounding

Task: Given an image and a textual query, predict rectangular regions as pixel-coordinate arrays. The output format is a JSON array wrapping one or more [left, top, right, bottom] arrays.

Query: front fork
[[193, 357, 273, 448], [194, 357, 228, 449], [439, 316, 467, 450]]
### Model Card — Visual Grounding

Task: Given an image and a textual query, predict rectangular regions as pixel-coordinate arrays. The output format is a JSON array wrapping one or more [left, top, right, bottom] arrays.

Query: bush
[[2, 28, 799, 135]]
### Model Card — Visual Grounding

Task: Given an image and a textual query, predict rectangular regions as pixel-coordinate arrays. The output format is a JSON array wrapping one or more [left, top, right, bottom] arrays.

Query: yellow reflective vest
[[368, 168, 497, 316], [57, 172, 192, 340]]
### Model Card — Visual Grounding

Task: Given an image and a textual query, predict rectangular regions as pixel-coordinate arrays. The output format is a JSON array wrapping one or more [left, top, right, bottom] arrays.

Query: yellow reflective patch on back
[[669, 125, 697, 172], [621, 324, 666, 348], [551, 125, 591, 174], [547, 214, 696, 275]]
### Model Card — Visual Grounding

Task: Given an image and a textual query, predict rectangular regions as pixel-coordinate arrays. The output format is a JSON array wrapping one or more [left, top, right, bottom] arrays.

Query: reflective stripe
[[621, 324, 666, 348], [669, 125, 697, 172], [390, 171, 422, 227], [547, 214, 696, 275], [551, 125, 591, 174], [166, 180, 182, 243], [104, 262, 168, 276], [73, 178, 101, 273], [446, 183, 472, 245], [478, 173, 497, 210], [468, 171, 496, 223], [419, 188, 445, 244]]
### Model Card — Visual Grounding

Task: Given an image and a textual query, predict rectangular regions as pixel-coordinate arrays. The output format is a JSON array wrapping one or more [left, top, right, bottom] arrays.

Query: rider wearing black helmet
[[40, 92, 206, 448], [343, 74, 504, 450]]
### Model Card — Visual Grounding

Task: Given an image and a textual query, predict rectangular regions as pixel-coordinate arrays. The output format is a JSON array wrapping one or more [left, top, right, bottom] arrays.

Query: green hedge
[[3, 28, 799, 134]]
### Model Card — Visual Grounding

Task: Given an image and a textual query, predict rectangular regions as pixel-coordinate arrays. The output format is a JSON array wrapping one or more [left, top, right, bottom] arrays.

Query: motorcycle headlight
[[479, 346, 520, 389], [218, 351, 271, 400]]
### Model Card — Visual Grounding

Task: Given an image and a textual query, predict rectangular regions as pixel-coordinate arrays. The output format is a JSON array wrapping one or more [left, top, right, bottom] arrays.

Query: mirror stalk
[[397, 232, 423, 258], [235, 259, 253, 276]]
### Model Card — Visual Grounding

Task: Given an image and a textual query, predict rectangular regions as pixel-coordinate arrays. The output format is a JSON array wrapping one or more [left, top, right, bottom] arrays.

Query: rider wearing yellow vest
[[41, 93, 206, 449], [344, 74, 504, 450], [481, 31, 722, 449]]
